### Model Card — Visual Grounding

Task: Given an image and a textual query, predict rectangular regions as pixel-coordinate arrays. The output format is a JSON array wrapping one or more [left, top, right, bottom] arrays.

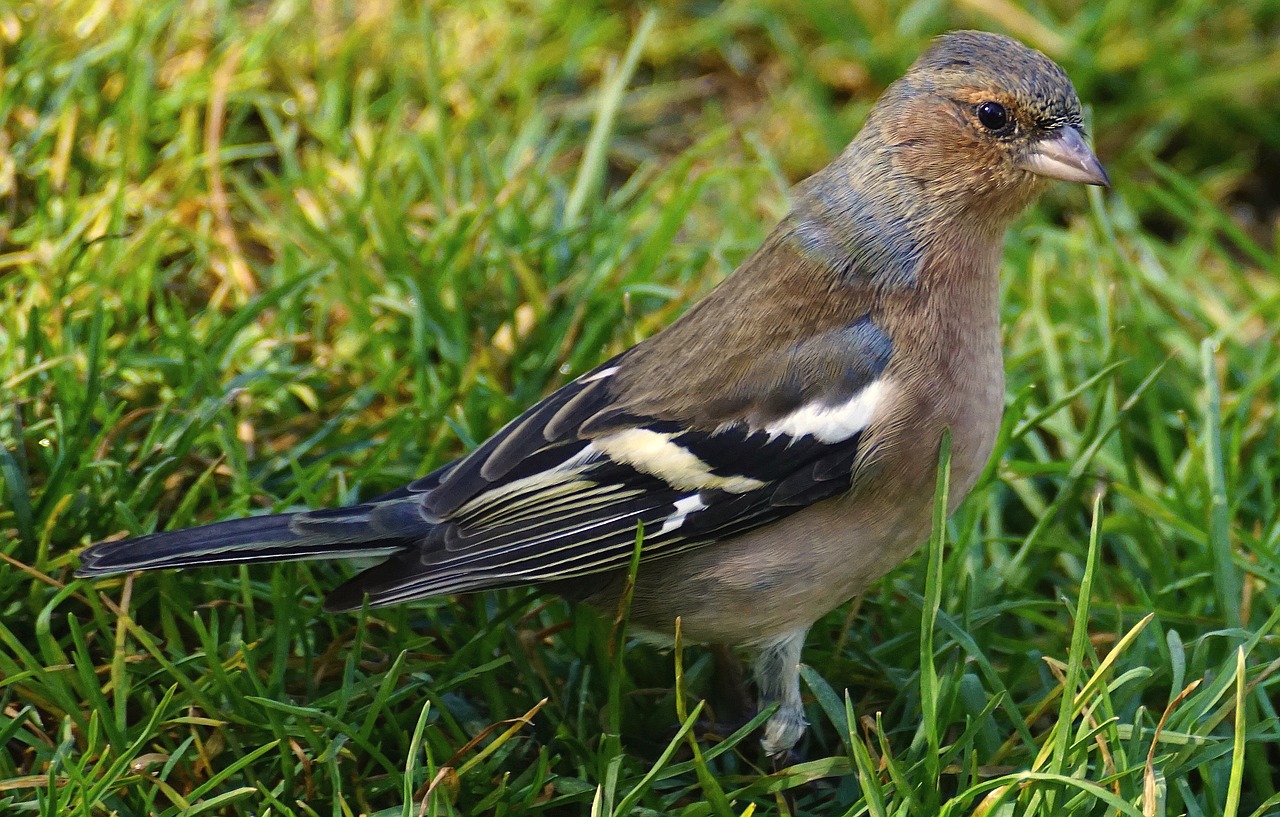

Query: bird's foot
[[768, 745, 807, 772], [760, 702, 808, 762], [694, 713, 754, 742]]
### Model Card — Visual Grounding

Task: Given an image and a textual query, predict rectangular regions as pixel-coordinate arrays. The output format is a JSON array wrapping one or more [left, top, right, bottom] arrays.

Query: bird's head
[[866, 30, 1108, 223]]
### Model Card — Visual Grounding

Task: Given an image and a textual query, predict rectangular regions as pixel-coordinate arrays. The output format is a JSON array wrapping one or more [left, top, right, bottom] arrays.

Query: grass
[[2, 0, 1280, 814]]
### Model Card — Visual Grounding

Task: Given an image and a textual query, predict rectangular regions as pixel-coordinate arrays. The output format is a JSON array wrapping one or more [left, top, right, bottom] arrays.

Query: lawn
[[2, 1, 1279, 815]]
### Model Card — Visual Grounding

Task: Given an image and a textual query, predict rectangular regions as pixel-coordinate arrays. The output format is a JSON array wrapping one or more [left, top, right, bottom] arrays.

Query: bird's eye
[[976, 101, 1009, 131]]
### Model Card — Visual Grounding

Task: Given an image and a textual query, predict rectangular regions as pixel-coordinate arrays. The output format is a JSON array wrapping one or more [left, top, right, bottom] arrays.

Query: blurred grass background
[[2, 0, 1279, 814]]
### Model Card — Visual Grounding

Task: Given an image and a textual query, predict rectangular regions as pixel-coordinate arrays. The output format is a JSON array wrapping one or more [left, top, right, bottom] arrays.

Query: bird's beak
[[1018, 126, 1110, 187]]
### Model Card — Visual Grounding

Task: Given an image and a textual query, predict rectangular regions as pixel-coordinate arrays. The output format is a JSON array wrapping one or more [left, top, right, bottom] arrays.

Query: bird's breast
[[859, 282, 1005, 512]]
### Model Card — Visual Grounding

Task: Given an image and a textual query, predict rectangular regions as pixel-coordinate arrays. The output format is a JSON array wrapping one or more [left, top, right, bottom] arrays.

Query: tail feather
[[76, 503, 424, 578]]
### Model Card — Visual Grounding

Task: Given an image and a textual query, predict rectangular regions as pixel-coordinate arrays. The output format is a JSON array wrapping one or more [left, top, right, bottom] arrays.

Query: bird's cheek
[[896, 141, 996, 189]]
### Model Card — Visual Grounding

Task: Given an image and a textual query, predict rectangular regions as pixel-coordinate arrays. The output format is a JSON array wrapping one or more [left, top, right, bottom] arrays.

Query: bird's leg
[[689, 645, 753, 743], [755, 627, 809, 762], [710, 643, 755, 724]]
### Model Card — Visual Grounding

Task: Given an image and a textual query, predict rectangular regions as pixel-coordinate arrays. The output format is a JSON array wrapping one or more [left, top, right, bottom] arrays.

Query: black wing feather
[[326, 317, 892, 609]]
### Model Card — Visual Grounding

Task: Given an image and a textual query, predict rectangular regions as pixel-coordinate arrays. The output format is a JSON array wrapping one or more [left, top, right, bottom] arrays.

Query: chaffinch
[[78, 30, 1108, 760]]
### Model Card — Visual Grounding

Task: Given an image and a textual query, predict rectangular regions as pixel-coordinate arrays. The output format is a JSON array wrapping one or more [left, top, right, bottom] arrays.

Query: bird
[[77, 30, 1108, 761]]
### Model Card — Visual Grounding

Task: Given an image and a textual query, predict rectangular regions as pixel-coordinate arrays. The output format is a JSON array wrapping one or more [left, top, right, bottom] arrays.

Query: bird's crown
[[908, 30, 1083, 132]]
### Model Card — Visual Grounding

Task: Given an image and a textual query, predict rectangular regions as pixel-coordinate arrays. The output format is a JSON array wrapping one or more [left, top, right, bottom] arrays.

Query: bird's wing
[[328, 292, 895, 609]]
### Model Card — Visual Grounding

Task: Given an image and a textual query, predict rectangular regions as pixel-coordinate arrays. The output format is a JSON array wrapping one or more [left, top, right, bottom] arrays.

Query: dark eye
[[976, 101, 1009, 131]]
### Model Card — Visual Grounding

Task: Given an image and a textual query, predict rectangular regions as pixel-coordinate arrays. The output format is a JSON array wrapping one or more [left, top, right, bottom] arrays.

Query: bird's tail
[[75, 500, 431, 577]]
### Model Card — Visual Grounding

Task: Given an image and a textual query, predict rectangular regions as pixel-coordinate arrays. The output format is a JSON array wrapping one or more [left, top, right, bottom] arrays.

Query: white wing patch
[[457, 444, 602, 516], [765, 380, 888, 444], [658, 494, 708, 535], [580, 366, 619, 383], [591, 428, 766, 493]]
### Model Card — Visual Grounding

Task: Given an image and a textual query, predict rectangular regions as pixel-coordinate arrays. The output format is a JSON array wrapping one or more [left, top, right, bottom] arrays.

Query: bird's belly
[[618, 492, 932, 644]]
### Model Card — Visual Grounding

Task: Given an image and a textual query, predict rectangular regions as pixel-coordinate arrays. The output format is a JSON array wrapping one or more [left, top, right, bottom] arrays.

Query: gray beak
[[1018, 126, 1110, 187]]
